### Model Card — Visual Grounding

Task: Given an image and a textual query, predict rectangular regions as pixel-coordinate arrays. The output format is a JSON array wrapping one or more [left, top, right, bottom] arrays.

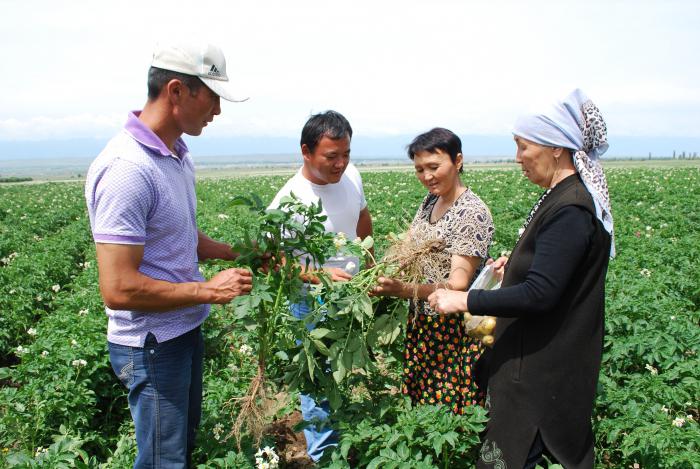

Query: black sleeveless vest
[[477, 175, 611, 469]]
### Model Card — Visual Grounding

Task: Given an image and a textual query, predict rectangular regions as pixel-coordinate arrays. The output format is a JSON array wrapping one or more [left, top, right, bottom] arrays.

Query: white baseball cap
[[151, 42, 248, 102]]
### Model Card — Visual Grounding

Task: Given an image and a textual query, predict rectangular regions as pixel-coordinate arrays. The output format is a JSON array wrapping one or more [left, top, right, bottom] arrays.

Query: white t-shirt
[[268, 163, 367, 273]]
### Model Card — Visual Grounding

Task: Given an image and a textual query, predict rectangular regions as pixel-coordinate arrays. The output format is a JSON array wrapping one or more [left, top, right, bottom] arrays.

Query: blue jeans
[[108, 326, 204, 469], [291, 300, 338, 462]]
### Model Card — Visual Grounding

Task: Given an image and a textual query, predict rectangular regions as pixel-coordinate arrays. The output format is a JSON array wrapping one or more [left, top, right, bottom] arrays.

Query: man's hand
[[256, 251, 274, 274], [428, 289, 469, 314], [325, 267, 352, 282], [299, 266, 352, 284], [486, 256, 508, 283], [371, 277, 407, 297], [205, 268, 253, 304]]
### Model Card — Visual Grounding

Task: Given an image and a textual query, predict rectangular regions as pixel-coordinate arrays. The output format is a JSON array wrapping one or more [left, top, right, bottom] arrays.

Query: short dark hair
[[147, 66, 205, 100], [300, 111, 353, 153], [407, 127, 464, 173]]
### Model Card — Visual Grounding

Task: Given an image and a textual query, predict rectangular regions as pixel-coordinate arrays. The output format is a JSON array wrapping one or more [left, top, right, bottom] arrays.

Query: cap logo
[[208, 64, 222, 77]]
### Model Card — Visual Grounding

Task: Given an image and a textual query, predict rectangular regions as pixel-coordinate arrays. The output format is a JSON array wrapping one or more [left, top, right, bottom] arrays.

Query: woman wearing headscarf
[[428, 89, 614, 469]]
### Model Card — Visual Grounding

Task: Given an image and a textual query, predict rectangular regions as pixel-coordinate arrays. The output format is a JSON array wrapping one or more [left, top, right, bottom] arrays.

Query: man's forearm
[[356, 208, 375, 258], [397, 282, 448, 300], [197, 230, 236, 262], [356, 208, 373, 240], [99, 271, 214, 312], [95, 241, 251, 312]]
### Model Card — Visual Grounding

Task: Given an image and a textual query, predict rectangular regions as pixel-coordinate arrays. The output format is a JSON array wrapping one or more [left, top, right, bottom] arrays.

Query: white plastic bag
[[469, 263, 502, 292], [464, 263, 502, 346]]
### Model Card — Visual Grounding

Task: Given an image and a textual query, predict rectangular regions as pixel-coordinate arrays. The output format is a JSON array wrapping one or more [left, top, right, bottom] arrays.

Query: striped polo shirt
[[85, 111, 208, 347]]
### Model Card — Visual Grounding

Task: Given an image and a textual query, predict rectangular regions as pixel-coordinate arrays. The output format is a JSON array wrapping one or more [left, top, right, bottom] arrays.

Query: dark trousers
[[523, 432, 552, 469]]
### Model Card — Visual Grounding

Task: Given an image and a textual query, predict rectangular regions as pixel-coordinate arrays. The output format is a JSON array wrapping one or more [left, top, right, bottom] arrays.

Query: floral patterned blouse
[[403, 188, 494, 413]]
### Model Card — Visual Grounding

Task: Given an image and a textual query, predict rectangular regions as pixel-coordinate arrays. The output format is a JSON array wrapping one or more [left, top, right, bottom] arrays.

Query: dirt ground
[[266, 411, 315, 468]]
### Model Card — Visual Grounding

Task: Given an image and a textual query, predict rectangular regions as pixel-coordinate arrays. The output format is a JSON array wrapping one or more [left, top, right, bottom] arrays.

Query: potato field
[[1, 163, 698, 468]]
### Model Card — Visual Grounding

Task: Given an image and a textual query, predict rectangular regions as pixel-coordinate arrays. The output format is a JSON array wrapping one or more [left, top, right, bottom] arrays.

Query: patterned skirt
[[403, 301, 485, 414]]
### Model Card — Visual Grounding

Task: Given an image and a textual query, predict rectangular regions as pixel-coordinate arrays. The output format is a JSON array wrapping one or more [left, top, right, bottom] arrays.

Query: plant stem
[[272, 270, 286, 313], [343, 315, 354, 352]]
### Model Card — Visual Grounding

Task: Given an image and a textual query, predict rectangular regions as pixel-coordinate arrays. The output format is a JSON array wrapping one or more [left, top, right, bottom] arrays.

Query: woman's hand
[[428, 289, 469, 314], [371, 277, 408, 297], [487, 256, 508, 283]]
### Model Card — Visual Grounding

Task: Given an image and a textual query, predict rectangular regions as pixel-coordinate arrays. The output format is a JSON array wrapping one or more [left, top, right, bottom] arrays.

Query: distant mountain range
[[1, 135, 699, 161]]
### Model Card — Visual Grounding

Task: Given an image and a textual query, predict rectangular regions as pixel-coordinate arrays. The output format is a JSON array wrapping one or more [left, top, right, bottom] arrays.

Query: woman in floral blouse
[[373, 127, 494, 413]]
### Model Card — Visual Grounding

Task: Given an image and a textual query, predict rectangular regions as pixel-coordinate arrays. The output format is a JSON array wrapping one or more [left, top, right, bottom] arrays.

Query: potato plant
[[217, 194, 408, 444], [1, 165, 698, 468]]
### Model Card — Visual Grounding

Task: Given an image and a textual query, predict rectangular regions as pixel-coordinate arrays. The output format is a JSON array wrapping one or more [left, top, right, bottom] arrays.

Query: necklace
[[516, 186, 553, 243]]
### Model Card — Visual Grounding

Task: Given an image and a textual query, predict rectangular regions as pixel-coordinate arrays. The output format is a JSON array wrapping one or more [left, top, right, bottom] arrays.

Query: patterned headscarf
[[512, 89, 615, 257]]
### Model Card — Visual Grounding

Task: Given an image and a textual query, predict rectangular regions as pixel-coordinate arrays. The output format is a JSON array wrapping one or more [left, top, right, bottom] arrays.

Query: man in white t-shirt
[[268, 110, 373, 462]]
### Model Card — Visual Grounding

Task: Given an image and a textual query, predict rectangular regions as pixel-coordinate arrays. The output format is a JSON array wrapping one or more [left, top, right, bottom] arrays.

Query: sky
[[0, 0, 699, 159]]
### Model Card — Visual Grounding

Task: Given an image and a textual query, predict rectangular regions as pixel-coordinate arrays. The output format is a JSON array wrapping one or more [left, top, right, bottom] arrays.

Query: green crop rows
[[1, 166, 698, 468]]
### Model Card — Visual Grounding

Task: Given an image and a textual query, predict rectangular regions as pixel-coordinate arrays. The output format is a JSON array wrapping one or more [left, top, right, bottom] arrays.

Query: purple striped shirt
[[85, 111, 209, 347]]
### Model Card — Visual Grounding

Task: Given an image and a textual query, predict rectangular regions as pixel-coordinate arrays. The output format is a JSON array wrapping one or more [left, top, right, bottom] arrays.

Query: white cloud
[[0, 0, 698, 141], [0, 114, 124, 140]]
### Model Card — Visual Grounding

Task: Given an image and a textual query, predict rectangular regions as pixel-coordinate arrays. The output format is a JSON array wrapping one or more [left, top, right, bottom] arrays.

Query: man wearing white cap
[[85, 42, 252, 468]]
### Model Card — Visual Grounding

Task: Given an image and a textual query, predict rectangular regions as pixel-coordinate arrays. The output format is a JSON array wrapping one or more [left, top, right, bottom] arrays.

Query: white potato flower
[[255, 446, 280, 469], [672, 417, 686, 428], [212, 423, 224, 441], [333, 233, 347, 249]]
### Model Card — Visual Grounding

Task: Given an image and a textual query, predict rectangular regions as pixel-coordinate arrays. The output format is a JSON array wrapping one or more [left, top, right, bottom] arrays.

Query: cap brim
[[200, 77, 249, 103]]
